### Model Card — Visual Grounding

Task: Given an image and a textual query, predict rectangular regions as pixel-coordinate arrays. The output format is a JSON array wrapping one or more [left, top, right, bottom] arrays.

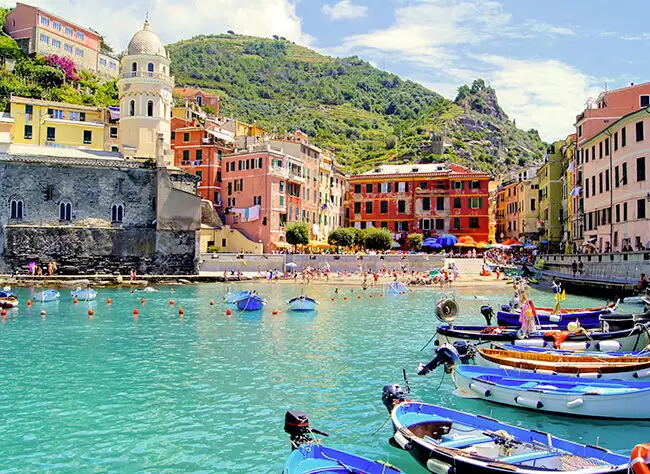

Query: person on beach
[[130, 268, 137, 282], [223, 270, 228, 282], [578, 259, 584, 275], [571, 260, 578, 279], [639, 273, 650, 291]]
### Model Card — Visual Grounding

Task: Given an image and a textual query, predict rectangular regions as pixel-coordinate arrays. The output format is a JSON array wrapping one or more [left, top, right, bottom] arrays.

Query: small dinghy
[[139, 287, 159, 293], [32, 290, 60, 303], [287, 296, 319, 312], [70, 288, 98, 301], [496, 302, 618, 330], [624, 296, 645, 304], [235, 293, 265, 311], [283, 410, 401, 474], [384, 281, 408, 295], [0, 290, 18, 308], [223, 290, 251, 304], [381, 384, 630, 473]]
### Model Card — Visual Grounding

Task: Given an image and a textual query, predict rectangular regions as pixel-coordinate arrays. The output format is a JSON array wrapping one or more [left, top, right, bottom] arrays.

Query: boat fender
[[566, 398, 584, 408], [516, 328, 527, 340], [576, 372, 601, 379], [426, 458, 453, 474], [548, 314, 561, 323], [393, 431, 412, 451], [558, 342, 589, 351], [634, 369, 650, 379], [514, 396, 543, 409], [534, 369, 557, 376], [595, 340, 621, 352], [513, 339, 545, 348], [630, 443, 650, 474], [469, 382, 492, 397]]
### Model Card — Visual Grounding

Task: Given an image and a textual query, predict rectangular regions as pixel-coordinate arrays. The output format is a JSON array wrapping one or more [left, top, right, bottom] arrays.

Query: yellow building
[[10, 96, 105, 150]]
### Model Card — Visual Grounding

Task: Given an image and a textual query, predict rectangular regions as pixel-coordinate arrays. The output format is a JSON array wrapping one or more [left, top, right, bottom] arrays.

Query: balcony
[[119, 71, 174, 86], [269, 167, 306, 184]]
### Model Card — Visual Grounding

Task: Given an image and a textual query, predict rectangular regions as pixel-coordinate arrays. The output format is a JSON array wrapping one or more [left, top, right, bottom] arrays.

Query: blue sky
[[8, 0, 650, 142]]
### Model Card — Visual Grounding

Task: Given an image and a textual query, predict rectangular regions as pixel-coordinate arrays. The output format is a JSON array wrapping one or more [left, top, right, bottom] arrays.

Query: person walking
[[571, 260, 578, 279]]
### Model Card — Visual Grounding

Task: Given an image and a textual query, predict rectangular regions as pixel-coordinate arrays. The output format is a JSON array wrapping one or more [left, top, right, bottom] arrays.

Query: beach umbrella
[[437, 234, 458, 247], [503, 239, 522, 246], [524, 244, 537, 250], [422, 238, 438, 247], [458, 235, 476, 244], [430, 243, 443, 250], [476, 241, 489, 249], [391, 241, 401, 249], [285, 262, 298, 269]]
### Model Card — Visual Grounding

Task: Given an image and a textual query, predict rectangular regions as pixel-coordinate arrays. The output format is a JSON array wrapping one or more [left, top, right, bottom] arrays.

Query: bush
[[407, 233, 423, 251], [207, 245, 220, 253], [328, 227, 355, 248], [364, 227, 393, 251], [285, 221, 309, 247]]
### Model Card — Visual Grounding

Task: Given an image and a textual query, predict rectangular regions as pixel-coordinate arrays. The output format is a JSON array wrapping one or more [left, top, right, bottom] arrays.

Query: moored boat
[[235, 293, 266, 311], [32, 289, 60, 303], [381, 384, 630, 473], [384, 281, 408, 295], [0, 290, 18, 308], [70, 288, 98, 301], [287, 296, 319, 312], [224, 290, 251, 304], [495, 302, 618, 329], [283, 410, 401, 474]]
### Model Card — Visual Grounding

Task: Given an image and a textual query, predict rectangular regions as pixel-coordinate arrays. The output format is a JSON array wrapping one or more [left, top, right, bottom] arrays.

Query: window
[[436, 197, 444, 211], [420, 182, 428, 189], [129, 100, 135, 116], [40, 33, 49, 44], [354, 202, 361, 214], [605, 169, 610, 192], [530, 198, 535, 211], [380, 201, 388, 213], [183, 132, 190, 142], [622, 127, 627, 147], [366, 183, 372, 193], [131, 62, 137, 72], [453, 217, 460, 230], [195, 149, 203, 162], [147, 100, 154, 117], [578, 124, 582, 137], [585, 179, 590, 197], [75, 48, 83, 57], [52, 39, 61, 48], [591, 176, 595, 195], [397, 200, 406, 213], [397, 182, 408, 193], [64, 44, 73, 53], [366, 201, 373, 214], [616, 204, 620, 223], [423, 197, 431, 211], [636, 121, 644, 142], [585, 149, 589, 163], [622, 163, 628, 185], [354, 184, 361, 193], [196, 170, 203, 182], [641, 95, 650, 107], [109, 62, 116, 70], [599, 141, 603, 159], [147, 63, 154, 76], [25, 104, 33, 115], [469, 197, 482, 209], [599, 172, 603, 194], [379, 182, 391, 193], [182, 150, 190, 162], [453, 197, 461, 209], [65, 26, 73, 36], [83, 130, 92, 144], [10, 199, 23, 219], [638, 199, 646, 219], [615, 166, 619, 187], [605, 138, 609, 156], [24, 125, 32, 139], [436, 218, 444, 230], [59, 201, 72, 221], [76, 31, 84, 41], [197, 96, 203, 107], [452, 181, 463, 189], [279, 181, 285, 193], [624, 202, 628, 221], [637, 157, 646, 181], [279, 195, 284, 207], [469, 180, 480, 189], [111, 146, 119, 152], [258, 157, 262, 168], [110, 127, 118, 138], [46, 127, 55, 141], [614, 132, 619, 151], [469, 217, 479, 229], [111, 204, 124, 223], [52, 21, 61, 31], [41, 16, 50, 26]]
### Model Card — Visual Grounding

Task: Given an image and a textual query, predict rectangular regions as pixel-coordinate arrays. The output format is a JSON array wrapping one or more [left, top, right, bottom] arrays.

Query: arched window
[[129, 100, 135, 116], [147, 62, 154, 77], [162, 65, 166, 74], [196, 96, 203, 107], [10, 198, 23, 219], [111, 204, 124, 223], [147, 100, 154, 117], [131, 62, 137, 73], [59, 201, 71, 221]]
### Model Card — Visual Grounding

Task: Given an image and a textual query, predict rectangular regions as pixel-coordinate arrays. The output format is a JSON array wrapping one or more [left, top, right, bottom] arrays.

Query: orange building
[[174, 88, 220, 114]]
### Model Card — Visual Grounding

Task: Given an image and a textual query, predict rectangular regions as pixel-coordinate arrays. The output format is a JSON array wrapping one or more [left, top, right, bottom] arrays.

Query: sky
[[5, 0, 650, 142]]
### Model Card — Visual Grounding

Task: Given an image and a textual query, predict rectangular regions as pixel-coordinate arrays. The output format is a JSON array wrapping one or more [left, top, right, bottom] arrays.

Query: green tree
[[349, 227, 366, 248], [364, 227, 393, 251], [285, 221, 309, 248], [328, 227, 355, 248], [407, 233, 423, 251]]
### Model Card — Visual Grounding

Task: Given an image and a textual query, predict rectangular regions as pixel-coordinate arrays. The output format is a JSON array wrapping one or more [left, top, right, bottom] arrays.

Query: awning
[[273, 242, 291, 249]]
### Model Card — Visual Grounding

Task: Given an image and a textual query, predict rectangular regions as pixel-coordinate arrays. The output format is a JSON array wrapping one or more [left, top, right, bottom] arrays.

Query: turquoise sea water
[[0, 282, 647, 473]]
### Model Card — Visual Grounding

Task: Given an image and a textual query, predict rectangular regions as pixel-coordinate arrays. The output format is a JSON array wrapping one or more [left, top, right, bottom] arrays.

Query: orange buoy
[[210, 300, 215, 306], [169, 300, 175, 305], [331, 298, 335, 301], [369, 295, 373, 298], [380, 293, 384, 297], [133, 308, 139, 316], [73, 299, 79, 304], [106, 298, 112, 304], [357, 295, 362, 299], [27, 300, 32, 306], [272, 309, 279, 315], [40, 310, 46, 316], [178, 308, 185, 315], [226, 308, 232, 315], [631, 443, 650, 474], [88, 309, 94, 317], [1, 309, 6, 316], [344, 296, 348, 301], [141, 298, 146, 304]]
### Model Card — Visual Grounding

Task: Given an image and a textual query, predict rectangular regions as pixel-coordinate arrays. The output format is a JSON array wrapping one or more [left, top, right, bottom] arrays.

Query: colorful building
[[174, 87, 220, 115], [538, 141, 564, 250], [348, 163, 490, 244], [5, 2, 118, 77], [10, 96, 106, 150], [516, 176, 540, 242]]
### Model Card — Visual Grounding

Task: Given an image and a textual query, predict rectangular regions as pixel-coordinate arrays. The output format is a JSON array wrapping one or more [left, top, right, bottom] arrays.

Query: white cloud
[[9, 0, 310, 53], [322, 0, 367, 20]]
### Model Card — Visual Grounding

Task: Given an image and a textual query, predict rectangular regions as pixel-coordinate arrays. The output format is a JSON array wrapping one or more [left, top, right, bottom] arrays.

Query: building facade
[[348, 164, 490, 244], [538, 141, 564, 250], [174, 87, 220, 115], [5, 2, 118, 77], [516, 177, 540, 243]]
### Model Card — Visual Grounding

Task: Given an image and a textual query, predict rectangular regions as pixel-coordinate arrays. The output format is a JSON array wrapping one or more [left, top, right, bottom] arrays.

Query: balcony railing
[[119, 71, 174, 84], [269, 167, 306, 183]]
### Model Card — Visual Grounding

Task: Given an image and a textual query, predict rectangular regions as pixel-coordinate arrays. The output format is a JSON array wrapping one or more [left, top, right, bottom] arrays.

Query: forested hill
[[168, 34, 547, 172]]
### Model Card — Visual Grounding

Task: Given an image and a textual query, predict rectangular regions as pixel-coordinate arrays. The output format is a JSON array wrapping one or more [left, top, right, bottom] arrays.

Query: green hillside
[[168, 34, 547, 172]]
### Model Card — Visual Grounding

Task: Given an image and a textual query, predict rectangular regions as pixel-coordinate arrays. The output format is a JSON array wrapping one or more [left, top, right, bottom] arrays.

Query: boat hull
[[236, 295, 265, 311], [288, 297, 319, 312], [496, 307, 615, 330], [71, 289, 97, 301], [224, 290, 251, 304], [33, 290, 60, 303], [284, 444, 401, 474], [452, 365, 650, 419]]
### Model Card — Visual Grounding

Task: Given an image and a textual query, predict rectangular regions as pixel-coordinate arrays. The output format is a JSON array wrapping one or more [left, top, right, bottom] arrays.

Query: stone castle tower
[[118, 20, 173, 166]]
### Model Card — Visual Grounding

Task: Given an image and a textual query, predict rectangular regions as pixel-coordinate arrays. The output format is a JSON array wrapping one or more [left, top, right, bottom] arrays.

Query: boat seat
[[498, 450, 558, 464], [434, 434, 494, 448]]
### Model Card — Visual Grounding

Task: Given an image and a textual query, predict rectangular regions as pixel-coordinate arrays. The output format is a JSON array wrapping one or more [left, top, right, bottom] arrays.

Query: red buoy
[[133, 308, 139, 316], [272, 309, 279, 315], [209, 300, 215, 306], [40, 310, 46, 316], [178, 308, 185, 315], [369, 295, 373, 298], [380, 293, 384, 297], [88, 309, 94, 317], [73, 299, 79, 304], [331, 297, 335, 301], [140, 298, 146, 304], [226, 308, 232, 315], [1, 309, 6, 316], [169, 300, 175, 305], [106, 298, 112, 304], [27, 300, 32, 306]]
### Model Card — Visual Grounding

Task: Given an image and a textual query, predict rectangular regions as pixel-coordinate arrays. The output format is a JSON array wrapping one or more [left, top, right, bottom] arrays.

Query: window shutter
[[405, 182, 409, 192], [478, 197, 483, 208]]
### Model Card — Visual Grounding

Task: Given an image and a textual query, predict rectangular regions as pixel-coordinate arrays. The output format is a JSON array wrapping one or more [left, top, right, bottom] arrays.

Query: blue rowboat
[[70, 288, 97, 301], [33, 290, 60, 303], [287, 296, 319, 312], [235, 294, 265, 311], [496, 302, 618, 329], [283, 410, 401, 474], [223, 290, 251, 304], [381, 384, 630, 474], [384, 281, 408, 295]]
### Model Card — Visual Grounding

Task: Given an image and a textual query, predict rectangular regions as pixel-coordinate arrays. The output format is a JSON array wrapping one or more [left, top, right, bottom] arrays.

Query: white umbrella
[[285, 262, 298, 269]]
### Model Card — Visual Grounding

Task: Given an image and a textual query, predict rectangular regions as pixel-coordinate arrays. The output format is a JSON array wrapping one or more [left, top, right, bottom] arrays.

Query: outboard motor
[[417, 343, 468, 375], [480, 305, 494, 325], [284, 410, 328, 449], [452, 340, 476, 362], [382, 384, 406, 413]]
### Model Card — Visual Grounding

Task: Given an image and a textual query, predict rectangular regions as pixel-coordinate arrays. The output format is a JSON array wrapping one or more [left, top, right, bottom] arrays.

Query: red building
[[171, 116, 234, 205], [348, 163, 490, 244], [174, 87, 220, 115]]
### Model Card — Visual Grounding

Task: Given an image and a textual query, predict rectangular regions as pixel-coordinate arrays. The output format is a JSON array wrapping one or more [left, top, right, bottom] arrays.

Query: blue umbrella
[[431, 243, 443, 250], [524, 244, 537, 250], [422, 238, 438, 247], [437, 234, 458, 247]]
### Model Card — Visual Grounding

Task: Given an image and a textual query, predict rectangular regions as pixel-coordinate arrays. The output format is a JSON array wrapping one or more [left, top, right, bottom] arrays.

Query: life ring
[[631, 443, 650, 474]]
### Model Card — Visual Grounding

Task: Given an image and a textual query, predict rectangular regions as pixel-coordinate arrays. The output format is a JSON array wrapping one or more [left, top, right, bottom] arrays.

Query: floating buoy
[[209, 300, 215, 306], [1, 309, 7, 316], [73, 299, 79, 304], [178, 308, 185, 315], [40, 310, 46, 316], [27, 300, 32, 306], [88, 309, 94, 317], [369, 295, 373, 298], [343, 296, 348, 301], [331, 298, 335, 301], [169, 300, 175, 305], [272, 309, 279, 315], [106, 298, 112, 304], [357, 295, 362, 299], [226, 308, 232, 315], [380, 294, 384, 297], [409, 290, 413, 293], [133, 308, 139, 316], [141, 298, 146, 304]]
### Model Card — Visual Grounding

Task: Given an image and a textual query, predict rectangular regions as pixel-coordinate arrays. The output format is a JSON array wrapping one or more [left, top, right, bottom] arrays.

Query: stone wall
[[540, 252, 650, 283]]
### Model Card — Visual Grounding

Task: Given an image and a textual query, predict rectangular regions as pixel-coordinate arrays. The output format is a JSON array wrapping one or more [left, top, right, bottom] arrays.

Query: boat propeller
[[284, 410, 329, 450]]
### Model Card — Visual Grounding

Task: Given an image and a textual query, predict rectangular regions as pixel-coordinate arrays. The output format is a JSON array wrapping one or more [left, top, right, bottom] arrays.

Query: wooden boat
[[283, 410, 401, 474], [384, 281, 408, 295], [223, 290, 251, 304], [476, 346, 650, 380], [496, 302, 618, 330], [235, 294, 265, 311], [0, 290, 18, 308], [449, 364, 650, 419], [436, 323, 650, 352], [381, 384, 630, 473], [32, 290, 60, 303], [70, 288, 97, 301], [287, 296, 319, 312]]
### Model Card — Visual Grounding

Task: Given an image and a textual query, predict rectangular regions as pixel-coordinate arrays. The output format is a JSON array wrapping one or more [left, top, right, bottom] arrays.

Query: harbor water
[[0, 283, 647, 472]]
